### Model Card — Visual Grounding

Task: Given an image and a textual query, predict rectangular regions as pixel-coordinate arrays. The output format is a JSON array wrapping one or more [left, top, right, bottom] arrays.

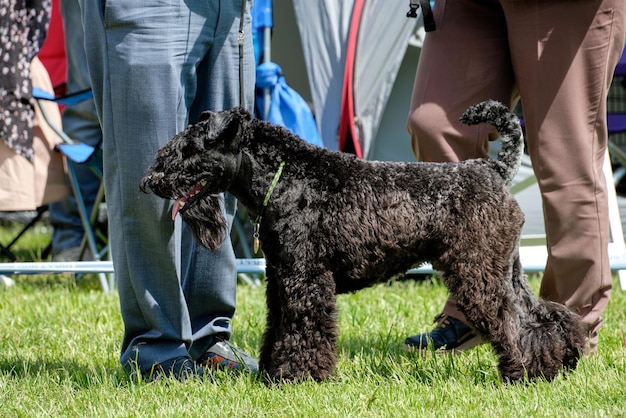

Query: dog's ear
[[198, 107, 250, 152], [221, 109, 247, 152], [224, 107, 253, 140], [199, 108, 244, 153]]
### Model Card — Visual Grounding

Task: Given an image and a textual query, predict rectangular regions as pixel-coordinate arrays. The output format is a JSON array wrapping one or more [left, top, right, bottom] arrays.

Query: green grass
[[1, 222, 626, 417]]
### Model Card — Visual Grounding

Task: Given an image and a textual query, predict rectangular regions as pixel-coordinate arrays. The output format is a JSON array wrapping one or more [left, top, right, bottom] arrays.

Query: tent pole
[[263, 25, 272, 119]]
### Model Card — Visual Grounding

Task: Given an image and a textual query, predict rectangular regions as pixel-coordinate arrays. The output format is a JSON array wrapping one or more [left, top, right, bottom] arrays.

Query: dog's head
[[140, 107, 252, 249]]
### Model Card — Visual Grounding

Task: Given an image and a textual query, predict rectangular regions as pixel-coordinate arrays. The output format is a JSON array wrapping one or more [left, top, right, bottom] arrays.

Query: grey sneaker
[[404, 313, 485, 352], [198, 338, 258, 372]]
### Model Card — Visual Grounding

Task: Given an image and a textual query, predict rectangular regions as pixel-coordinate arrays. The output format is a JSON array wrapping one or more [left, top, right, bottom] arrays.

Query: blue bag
[[255, 62, 324, 148]]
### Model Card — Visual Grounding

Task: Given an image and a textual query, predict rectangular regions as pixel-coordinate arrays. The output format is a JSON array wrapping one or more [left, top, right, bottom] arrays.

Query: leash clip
[[406, 0, 419, 18], [406, 0, 436, 32]]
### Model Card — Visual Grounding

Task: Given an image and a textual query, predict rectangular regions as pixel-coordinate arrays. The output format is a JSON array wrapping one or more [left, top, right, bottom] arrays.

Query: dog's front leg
[[260, 270, 339, 384]]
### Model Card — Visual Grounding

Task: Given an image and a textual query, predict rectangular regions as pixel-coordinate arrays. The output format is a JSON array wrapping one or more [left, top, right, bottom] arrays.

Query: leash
[[237, 2, 288, 254], [215, 1, 286, 255], [251, 161, 286, 254], [238, 0, 246, 106], [237, 1, 261, 252]]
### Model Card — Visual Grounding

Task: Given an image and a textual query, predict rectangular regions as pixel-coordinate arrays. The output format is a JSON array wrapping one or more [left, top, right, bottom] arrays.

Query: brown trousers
[[407, 0, 626, 350]]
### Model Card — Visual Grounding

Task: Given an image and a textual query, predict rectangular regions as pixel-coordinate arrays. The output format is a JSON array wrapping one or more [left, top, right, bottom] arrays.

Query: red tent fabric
[[38, 0, 66, 91], [337, 0, 364, 157]]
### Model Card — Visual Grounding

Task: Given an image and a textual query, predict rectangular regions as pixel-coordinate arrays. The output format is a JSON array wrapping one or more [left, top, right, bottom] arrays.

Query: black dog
[[140, 100, 586, 384]]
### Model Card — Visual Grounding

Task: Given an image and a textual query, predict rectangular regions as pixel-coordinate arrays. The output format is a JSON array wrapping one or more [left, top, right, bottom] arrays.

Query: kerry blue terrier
[[140, 100, 586, 384]]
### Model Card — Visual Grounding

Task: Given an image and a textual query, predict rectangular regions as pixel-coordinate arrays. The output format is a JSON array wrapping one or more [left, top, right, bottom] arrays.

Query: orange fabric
[[0, 57, 68, 211]]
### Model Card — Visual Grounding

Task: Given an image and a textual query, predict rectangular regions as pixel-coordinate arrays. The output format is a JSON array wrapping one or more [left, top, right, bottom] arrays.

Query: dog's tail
[[460, 100, 524, 187]]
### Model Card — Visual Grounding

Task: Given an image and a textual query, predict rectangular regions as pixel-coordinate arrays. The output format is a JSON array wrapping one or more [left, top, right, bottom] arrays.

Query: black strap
[[420, 0, 436, 32], [238, 0, 246, 107]]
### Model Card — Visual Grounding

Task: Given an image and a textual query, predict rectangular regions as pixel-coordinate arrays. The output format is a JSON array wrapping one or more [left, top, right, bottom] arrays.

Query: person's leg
[[407, 0, 517, 164], [184, 0, 255, 360], [82, 0, 245, 373], [405, 0, 516, 343], [49, 0, 103, 259], [504, 0, 626, 352]]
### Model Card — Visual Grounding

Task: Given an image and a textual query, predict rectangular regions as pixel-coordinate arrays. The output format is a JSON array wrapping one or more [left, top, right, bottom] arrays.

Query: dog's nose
[[140, 171, 166, 193]]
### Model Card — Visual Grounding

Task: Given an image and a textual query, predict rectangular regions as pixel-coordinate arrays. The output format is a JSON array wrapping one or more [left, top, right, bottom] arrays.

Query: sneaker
[[404, 313, 485, 352], [198, 338, 258, 372], [141, 357, 209, 382]]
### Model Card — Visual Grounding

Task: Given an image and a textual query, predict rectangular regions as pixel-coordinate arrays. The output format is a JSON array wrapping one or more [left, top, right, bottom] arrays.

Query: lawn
[[1, 220, 625, 417]]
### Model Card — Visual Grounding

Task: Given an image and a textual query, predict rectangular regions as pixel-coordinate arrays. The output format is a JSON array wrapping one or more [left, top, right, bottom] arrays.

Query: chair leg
[[65, 160, 113, 291], [0, 206, 49, 261]]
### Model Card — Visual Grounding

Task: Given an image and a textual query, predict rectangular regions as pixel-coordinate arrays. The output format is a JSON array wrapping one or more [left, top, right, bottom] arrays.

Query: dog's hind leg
[[445, 253, 585, 382], [260, 268, 339, 384], [441, 250, 533, 381], [503, 255, 586, 380]]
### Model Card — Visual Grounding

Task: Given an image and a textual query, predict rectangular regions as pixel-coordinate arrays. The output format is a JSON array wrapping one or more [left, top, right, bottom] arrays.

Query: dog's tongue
[[171, 182, 204, 220], [172, 199, 182, 220]]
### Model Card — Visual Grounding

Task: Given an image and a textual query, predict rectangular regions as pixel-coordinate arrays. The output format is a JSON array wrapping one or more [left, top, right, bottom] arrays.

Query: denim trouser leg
[[49, 0, 103, 253], [80, 0, 254, 371]]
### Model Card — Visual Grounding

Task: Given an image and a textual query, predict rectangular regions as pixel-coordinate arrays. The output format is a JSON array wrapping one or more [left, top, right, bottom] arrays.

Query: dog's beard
[[180, 194, 228, 250]]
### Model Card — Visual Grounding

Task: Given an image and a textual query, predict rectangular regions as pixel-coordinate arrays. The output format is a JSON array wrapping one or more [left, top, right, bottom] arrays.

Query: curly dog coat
[[141, 100, 586, 384]]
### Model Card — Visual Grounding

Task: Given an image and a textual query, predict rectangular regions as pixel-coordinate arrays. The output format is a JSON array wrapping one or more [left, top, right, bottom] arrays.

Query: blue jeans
[[48, 0, 103, 254], [80, 0, 255, 371]]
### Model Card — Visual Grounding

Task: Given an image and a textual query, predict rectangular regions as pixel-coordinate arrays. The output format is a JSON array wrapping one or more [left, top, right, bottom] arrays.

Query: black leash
[[238, 0, 246, 107]]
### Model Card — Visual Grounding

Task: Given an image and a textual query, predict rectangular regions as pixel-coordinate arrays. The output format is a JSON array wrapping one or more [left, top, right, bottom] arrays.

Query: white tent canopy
[[292, 0, 420, 158]]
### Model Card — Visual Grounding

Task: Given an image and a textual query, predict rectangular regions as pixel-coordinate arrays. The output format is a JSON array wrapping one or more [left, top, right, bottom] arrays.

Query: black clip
[[406, 2, 419, 18], [406, 0, 436, 32]]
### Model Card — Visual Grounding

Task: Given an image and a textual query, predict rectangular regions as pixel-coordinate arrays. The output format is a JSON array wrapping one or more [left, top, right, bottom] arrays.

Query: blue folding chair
[[32, 86, 112, 291]]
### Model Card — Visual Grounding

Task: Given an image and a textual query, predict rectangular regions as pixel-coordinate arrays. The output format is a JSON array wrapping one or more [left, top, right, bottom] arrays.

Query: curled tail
[[460, 100, 524, 187]]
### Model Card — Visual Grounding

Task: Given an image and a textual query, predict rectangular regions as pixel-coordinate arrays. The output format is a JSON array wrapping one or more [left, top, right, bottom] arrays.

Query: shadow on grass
[[0, 355, 130, 387], [337, 333, 500, 385], [5, 273, 104, 291]]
